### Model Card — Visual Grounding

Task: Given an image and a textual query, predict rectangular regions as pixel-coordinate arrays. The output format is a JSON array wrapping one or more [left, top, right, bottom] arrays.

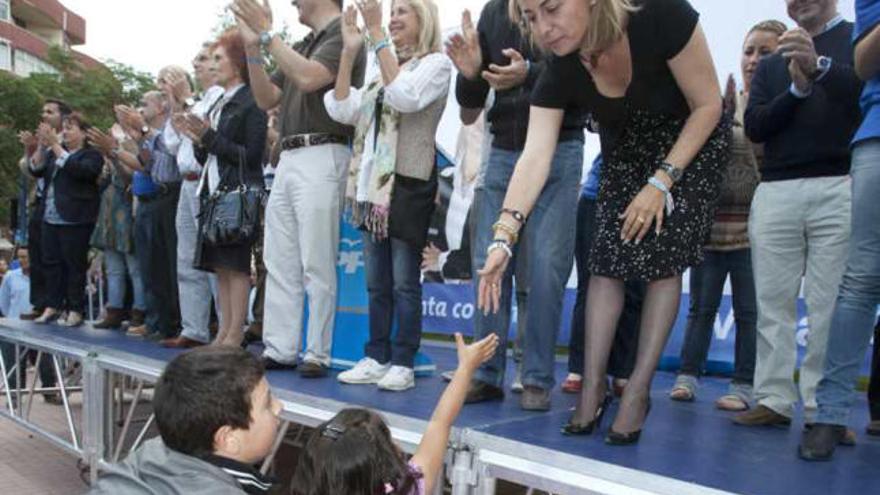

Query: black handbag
[[200, 148, 264, 247]]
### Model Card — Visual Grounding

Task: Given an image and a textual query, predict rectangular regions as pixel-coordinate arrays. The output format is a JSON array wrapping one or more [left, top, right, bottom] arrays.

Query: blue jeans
[[473, 142, 582, 390], [103, 249, 145, 311], [568, 196, 644, 377], [816, 139, 880, 426], [678, 249, 757, 384], [363, 233, 423, 368]]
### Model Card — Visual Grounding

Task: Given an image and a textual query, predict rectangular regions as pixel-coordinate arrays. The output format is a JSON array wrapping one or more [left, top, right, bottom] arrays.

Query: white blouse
[[324, 50, 451, 146]]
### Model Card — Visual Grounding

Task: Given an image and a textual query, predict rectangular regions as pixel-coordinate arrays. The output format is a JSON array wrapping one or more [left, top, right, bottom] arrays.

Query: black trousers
[[42, 222, 94, 312], [27, 205, 48, 310], [869, 316, 880, 421], [135, 187, 180, 337]]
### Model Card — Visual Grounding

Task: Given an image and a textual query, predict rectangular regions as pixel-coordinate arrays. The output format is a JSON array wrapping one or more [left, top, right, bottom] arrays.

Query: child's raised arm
[[410, 332, 499, 493]]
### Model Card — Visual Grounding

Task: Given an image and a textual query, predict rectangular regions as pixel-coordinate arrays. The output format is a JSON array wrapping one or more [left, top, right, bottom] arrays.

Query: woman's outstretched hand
[[476, 247, 509, 315]]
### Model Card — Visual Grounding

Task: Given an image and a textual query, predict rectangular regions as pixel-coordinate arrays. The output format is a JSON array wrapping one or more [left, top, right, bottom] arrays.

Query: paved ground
[[0, 384, 88, 494]]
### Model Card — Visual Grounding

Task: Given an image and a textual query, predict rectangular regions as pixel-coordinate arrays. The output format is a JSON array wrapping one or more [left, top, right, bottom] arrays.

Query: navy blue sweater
[[744, 20, 863, 182]]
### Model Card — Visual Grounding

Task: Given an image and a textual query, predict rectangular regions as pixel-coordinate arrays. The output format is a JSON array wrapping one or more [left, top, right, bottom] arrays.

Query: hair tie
[[321, 423, 346, 440]]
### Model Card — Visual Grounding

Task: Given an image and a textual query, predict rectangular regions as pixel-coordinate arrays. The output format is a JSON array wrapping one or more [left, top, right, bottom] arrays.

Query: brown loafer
[[160, 336, 207, 349], [299, 361, 328, 378], [732, 405, 791, 427]]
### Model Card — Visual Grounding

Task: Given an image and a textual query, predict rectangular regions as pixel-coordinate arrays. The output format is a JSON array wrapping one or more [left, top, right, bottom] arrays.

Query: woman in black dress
[[179, 28, 267, 347], [477, 0, 728, 444]]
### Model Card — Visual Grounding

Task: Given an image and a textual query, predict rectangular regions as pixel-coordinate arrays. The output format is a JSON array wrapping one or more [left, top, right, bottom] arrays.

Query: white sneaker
[[338, 358, 390, 384], [377, 365, 415, 392]]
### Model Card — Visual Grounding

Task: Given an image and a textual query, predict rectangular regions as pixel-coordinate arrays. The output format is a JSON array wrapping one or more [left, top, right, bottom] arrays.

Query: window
[[0, 40, 11, 72], [0, 0, 9, 22], [13, 49, 57, 76]]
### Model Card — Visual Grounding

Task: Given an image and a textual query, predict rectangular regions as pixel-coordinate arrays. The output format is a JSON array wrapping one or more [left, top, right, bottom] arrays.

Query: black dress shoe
[[799, 423, 847, 461], [260, 356, 297, 371], [464, 381, 505, 404], [605, 398, 651, 446], [562, 395, 611, 436], [299, 361, 328, 378]]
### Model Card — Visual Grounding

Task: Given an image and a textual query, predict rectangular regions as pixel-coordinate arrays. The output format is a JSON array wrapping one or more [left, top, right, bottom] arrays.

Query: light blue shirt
[[0, 268, 32, 318]]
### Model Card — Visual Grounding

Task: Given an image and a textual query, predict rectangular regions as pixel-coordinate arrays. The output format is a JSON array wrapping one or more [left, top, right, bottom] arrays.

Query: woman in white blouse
[[326, 0, 450, 391]]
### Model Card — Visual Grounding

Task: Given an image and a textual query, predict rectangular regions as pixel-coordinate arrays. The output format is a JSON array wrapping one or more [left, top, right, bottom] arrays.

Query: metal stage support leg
[[131, 413, 155, 453], [260, 420, 291, 475], [0, 345, 15, 414], [53, 354, 80, 450], [112, 379, 145, 463], [25, 350, 43, 420], [451, 448, 478, 495], [82, 353, 108, 485]]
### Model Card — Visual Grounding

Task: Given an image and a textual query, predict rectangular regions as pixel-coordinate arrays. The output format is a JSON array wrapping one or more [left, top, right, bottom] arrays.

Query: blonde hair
[[393, 0, 442, 58], [747, 19, 787, 38], [583, 0, 639, 55]]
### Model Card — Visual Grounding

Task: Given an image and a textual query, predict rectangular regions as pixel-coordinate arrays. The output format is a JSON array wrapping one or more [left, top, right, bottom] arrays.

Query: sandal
[[716, 382, 752, 412], [669, 374, 697, 402]]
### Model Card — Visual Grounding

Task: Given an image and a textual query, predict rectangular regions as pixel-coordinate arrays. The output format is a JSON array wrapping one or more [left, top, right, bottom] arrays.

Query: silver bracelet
[[487, 240, 513, 259]]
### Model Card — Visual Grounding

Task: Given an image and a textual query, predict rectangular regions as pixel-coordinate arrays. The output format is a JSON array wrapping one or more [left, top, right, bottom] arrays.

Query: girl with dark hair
[[291, 333, 498, 495]]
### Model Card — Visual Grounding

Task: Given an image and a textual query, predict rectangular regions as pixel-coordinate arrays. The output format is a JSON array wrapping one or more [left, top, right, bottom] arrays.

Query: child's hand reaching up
[[455, 332, 499, 374]]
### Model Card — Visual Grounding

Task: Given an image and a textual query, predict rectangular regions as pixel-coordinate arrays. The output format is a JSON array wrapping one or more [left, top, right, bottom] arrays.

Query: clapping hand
[[232, 0, 273, 35], [36, 123, 60, 147], [114, 105, 146, 135], [445, 10, 482, 80], [18, 130, 37, 155], [174, 112, 209, 145], [341, 5, 364, 55], [779, 28, 817, 94], [164, 68, 193, 106], [355, 0, 383, 37], [86, 128, 118, 157], [482, 48, 528, 91]]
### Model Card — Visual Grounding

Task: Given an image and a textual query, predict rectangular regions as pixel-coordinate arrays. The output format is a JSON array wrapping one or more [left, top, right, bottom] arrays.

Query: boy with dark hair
[[90, 347, 282, 494]]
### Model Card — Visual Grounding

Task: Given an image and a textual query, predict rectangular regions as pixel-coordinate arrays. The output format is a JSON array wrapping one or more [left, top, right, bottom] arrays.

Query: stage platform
[[1, 318, 879, 495]]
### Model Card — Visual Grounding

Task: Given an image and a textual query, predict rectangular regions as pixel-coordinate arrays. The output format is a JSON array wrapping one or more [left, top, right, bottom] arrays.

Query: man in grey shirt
[[234, 0, 365, 377]]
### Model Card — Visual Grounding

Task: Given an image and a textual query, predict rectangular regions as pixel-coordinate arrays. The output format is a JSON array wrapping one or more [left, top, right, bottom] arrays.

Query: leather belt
[[280, 133, 348, 151]]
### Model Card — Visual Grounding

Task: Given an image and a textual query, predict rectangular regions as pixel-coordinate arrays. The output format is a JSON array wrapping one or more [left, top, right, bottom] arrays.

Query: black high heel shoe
[[562, 395, 611, 436], [605, 398, 652, 446]]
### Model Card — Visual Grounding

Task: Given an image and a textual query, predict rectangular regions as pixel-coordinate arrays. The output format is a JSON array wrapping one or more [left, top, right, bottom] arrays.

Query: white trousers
[[749, 176, 851, 420], [176, 179, 219, 343], [261, 143, 349, 365]]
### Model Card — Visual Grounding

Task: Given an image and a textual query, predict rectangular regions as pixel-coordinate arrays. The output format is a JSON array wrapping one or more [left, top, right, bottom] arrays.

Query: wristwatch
[[259, 31, 275, 50], [658, 162, 683, 183], [141, 125, 150, 136], [809, 56, 832, 81]]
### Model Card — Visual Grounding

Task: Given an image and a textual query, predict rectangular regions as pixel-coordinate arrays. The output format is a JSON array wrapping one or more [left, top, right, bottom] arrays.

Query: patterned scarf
[[346, 76, 402, 239]]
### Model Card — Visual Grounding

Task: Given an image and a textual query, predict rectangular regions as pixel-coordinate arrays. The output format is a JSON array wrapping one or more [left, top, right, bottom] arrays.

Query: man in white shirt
[[160, 46, 224, 348]]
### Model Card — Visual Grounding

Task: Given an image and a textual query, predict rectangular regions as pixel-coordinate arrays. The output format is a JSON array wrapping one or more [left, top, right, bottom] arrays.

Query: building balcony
[[9, 0, 86, 46]]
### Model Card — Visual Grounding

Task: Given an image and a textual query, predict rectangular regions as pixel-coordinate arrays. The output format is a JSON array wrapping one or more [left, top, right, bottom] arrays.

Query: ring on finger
[[636, 216, 646, 223]]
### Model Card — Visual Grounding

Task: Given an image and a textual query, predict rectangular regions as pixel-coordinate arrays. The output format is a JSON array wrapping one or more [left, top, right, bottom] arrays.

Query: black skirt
[[588, 108, 731, 281]]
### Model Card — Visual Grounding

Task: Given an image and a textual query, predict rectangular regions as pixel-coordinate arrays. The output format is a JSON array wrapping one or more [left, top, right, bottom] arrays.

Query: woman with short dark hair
[[34, 112, 103, 327], [178, 27, 268, 347]]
